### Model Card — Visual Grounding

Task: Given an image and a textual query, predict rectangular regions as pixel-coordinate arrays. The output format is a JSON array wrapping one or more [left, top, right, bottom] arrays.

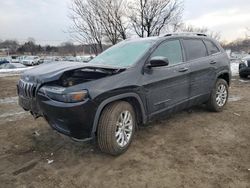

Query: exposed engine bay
[[58, 67, 125, 87]]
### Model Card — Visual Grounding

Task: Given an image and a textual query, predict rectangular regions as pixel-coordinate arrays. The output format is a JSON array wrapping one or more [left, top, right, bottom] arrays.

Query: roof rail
[[163, 32, 207, 37]]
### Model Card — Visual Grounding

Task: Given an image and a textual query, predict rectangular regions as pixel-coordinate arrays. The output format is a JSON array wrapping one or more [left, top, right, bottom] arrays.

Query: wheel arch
[[91, 93, 147, 137], [217, 71, 231, 86]]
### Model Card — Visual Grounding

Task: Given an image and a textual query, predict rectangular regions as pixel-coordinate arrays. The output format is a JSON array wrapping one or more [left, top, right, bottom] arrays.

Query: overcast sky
[[0, 0, 250, 45]]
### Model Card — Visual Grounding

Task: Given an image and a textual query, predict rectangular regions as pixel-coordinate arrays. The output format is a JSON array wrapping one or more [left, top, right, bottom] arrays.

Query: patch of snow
[[228, 95, 242, 102], [0, 73, 21, 77], [230, 62, 239, 76], [47, 159, 54, 164], [239, 79, 250, 83], [0, 97, 18, 104], [0, 111, 25, 118], [242, 55, 250, 60], [0, 67, 33, 75], [33, 131, 40, 137], [0, 111, 29, 124], [233, 112, 240, 117]]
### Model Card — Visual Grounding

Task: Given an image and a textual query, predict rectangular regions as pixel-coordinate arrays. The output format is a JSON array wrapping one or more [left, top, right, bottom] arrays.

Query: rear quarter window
[[183, 39, 207, 61], [204, 40, 220, 55]]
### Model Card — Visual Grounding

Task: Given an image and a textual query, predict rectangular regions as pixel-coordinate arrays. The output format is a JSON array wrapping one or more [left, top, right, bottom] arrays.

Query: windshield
[[90, 40, 154, 67]]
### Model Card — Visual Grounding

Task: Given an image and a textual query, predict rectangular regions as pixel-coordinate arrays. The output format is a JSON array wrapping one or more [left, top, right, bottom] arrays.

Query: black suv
[[17, 33, 231, 155], [239, 55, 250, 78]]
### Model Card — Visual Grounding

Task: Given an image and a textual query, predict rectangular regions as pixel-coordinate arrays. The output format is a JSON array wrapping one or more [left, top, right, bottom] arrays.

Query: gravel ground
[[0, 75, 249, 188]]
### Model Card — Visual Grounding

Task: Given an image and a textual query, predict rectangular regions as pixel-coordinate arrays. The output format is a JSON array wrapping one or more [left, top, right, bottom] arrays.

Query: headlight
[[41, 86, 88, 103]]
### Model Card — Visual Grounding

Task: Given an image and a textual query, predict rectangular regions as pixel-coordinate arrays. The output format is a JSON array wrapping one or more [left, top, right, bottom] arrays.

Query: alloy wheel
[[115, 110, 133, 147], [216, 84, 227, 107]]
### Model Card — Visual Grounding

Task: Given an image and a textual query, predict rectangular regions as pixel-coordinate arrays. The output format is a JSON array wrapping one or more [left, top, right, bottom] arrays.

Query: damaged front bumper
[[18, 82, 98, 140], [37, 93, 98, 140]]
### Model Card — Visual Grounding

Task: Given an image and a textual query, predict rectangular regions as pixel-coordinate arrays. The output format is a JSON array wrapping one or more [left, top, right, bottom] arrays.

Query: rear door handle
[[178, 67, 189, 72], [210, 60, 217, 64]]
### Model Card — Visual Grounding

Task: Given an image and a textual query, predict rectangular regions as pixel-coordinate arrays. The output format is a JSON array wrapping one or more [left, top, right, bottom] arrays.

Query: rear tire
[[207, 79, 228, 112], [97, 101, 136, 155]]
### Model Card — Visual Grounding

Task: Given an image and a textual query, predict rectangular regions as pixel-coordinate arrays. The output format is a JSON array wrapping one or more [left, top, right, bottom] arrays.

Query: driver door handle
[[178, 67, 189, 72]]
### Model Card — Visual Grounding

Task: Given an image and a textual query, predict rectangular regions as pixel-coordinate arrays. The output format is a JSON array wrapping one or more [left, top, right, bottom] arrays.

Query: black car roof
[[124, 32, 214, 43]]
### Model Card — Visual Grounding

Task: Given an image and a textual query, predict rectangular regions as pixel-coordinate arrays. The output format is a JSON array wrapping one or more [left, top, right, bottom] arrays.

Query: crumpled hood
[[21, 61, 125, 83]]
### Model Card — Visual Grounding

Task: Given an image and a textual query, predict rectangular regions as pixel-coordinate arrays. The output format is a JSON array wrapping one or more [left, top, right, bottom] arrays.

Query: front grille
[[18, 79, 36, 98]]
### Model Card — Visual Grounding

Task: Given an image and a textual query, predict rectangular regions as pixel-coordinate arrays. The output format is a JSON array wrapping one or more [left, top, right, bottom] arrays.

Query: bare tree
[[93, 0, 128, 44], [0, 40, 19, 54], [128, 0, 183, 37], [180, 24, 207, 33], [180, 24, 221, 41], [69, 0, 128, 54], [169, 14, 183, 32], [59, 42, 76, 56], [223, 38, 250, 53], [27, 37, 36, 44], [208, 31, 221, 41], [69, 0, 104, 55]]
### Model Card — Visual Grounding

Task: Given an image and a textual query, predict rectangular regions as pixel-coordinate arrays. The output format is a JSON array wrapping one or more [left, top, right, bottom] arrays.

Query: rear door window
[[151, 40, 183, 65], [183, 39, 207, 61], [204, 40, 220, 55]]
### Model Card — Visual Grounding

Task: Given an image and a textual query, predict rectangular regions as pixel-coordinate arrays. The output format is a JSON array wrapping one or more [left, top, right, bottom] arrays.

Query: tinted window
[[151, 40, 183, 65], [183, 39, 207, 61], [204, 40, 220, 55]]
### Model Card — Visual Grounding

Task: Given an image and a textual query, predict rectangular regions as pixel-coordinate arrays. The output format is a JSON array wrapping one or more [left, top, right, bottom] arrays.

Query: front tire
[[207, 79, 229, 112], [97, 101, 136, 155]]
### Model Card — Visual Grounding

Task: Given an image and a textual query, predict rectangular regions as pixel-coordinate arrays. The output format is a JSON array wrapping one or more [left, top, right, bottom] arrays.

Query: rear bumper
[[19, 93, 98, 140]]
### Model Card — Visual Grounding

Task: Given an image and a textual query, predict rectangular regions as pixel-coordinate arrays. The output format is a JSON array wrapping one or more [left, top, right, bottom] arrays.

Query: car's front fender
[[91, 92, 147, 137]]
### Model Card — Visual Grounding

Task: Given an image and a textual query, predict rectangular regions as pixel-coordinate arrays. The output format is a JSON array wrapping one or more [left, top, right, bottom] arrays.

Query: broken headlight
[[41, 86, 88, 103]]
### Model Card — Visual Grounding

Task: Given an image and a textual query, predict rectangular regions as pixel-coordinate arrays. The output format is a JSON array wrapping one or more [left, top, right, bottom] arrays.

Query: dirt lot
[[0, 75, 249, 188]]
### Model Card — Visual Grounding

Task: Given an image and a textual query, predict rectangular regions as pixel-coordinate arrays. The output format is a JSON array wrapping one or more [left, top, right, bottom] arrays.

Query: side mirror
[[147, 56, 169, 68]]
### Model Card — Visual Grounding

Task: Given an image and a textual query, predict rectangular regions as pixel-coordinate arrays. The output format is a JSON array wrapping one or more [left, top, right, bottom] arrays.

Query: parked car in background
[[39, 56, 63, 64], [38, 57, 53, 64], [17, 33, 231, 155], [76, 56, 93, 63], [239, 55, 250, 78], [11, 55, 20, 63], [22, 56, 40, 66], [0, 57, 10, 65], [19, 56, 27, 64], [0, 63, 26, 69], [63, 56, 77, 62]]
